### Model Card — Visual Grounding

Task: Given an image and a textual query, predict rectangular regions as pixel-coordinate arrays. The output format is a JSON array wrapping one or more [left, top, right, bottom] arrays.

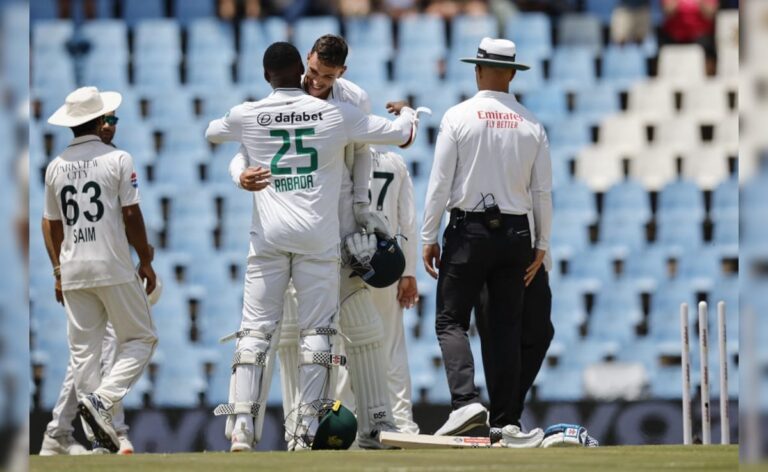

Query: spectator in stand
[[379, 0, 420, 19], [611, 0, 652, 44], [661, 0, 719, 74], [425, 0, 489, 19], [218, 0, 263, 19]]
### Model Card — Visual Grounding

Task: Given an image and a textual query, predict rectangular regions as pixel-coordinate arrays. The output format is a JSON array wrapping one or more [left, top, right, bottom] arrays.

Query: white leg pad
[[277, 285, 300, 442], [339, 286, 396, 436]]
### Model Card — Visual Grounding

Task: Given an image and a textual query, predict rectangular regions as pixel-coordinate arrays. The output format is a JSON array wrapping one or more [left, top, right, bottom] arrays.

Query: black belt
[[449, 208, 528, 224]]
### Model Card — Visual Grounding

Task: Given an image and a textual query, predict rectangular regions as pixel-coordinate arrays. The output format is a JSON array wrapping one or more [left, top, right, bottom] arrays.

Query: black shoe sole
[[77, 402, 119, 453], [443, 410, 489, 436]]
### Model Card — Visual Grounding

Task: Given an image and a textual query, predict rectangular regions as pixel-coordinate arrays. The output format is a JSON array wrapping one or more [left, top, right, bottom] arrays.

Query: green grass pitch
[[31, 445, 738, 471]]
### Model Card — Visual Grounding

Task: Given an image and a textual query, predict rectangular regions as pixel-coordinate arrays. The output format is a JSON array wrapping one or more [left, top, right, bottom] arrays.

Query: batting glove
[[353, 202, 391, 237]]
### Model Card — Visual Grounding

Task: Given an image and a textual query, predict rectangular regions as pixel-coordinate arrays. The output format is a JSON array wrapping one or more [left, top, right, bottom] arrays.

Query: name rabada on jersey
[[273, 174, 314, 193], [257, 111, 324, 126]]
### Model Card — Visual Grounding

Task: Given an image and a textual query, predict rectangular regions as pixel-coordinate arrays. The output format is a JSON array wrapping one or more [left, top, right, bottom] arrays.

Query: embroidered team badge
[[131, 172, 138, 188]]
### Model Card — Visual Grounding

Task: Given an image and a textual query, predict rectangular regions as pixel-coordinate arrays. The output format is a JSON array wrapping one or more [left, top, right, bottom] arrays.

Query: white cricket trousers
[[63, 277, 157, 412], [370, 284, 419, 434], [45, 323, 129, 438]]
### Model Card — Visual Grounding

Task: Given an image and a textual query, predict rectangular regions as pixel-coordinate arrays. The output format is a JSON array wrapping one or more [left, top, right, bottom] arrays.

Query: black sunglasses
[[104, 115, 119, 126]]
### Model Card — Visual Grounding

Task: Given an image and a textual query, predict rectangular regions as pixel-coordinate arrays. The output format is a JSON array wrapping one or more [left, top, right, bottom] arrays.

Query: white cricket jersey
[[206, 88, 414, 254], [370, 149, 418, 277], [422, 90, 553, 251], [43, 135, 140, 290]]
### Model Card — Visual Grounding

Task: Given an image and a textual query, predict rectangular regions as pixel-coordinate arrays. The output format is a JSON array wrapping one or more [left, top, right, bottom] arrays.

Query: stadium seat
[[713, 119, 738, 154], [134, 19, 181, 65], [394, 50, 442, 95], [118, 121, 155, 166], [187, 57, 233, 89], [602, 179, 651, 222], [521, 85, 567, 123], [537, 366, 585, 401], [154, 346, 207, 408], [398, 14, 446, 59], [549, 280, 587, 342], [711, 177, 738, 220], [647, 278, 696, 341], [549, 46, 596, 90], [450, 14, 497, 57], [567, 246, 617, 292], [599, 212, 647, 254], [627, 80, 675, 121], [651, 117, 699, 154], [657, 44, 707, 88], [575, 146, 623, 192], [629, 147, 678, 191], [122, 0, 165, 26], [597, 114, 646, 154], [293, 16, 340, 57], [31, 0, 57, 20], [680, 81, 729, 123], [134, 62, 180, 90], [32, 20, 73, 61], [145, 89, 195, 128], [508, 62, 545, 95], [681, 147, 731, 191], [546, 116, 592, 160], [240, 18, 289, 58], [505, 13, 552, 63], [32, 53, 76, 93], [345, 14, 394, 60], [588, 282, 643, 342], [656, 215, 703, 252], [187, 19, 235, 65], [558, 14, 602, 55], [83, 56, 130, 89], [168, 187, 217, 227], [173, 0, 216, 25], [622, 245, 672, 292], [553, 179, 597, 225], [585, 0, 620, 24], [344, 48, 389, 89], [80, 20, 129, 64], [550, 213, 590, 257], [650, 365, 683, 399], [573, 84, 620, 125], [602, 44, 647, 90], [708, 276, 739, 343], [676, 246, 722, 290]]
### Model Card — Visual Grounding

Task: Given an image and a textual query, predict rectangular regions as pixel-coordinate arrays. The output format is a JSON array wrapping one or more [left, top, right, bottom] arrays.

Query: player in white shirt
[[367, 147, 420, 434], [40, 111, 137, 456], [42, 87, 158, 454], [230, 35, 415, 450], [206, 42, 418, 452], [420, 38, 552, 448]]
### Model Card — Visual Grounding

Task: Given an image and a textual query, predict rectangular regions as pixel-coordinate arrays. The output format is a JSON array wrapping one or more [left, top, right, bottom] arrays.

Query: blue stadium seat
[[154, 346, 207, 407], [708, 276, 738, 343], [188, 57, 233, 89], [599, 213, 647, 253], [240, 18, 289, 58], [122, 0, 164, 26], [546, 116, 592, 160], [414, 85, 462, 128], [154, 152, 203, 187], [173, 0, 216, 25], [134, 19, 181, 65], [32, 20, 72, 60], [567, 246, 617, 291], [549, 280, 586, 342], [134, 61, 179, 89], [657, 179, 705, 222], [32, 53, 76, 93], [553, 179, 597, 225], [602, 44, 646, 90], [537, 366, 585, 401], [117, 121, 155, 166], [398, 14, 446, 58], [711, 177, 738, 220], [550, 213, 590, 257], [167, 219, 217, 253], [197, 89, 245, 124], [222, 218, 252, 252], [549, 47, 596, 89], [622, 245, 671, 292], [145, 89, 195, 128], [650, 365, 683, 399], [345, 14, 394, 60], [187, 19, 235, 65], [558, 14, 603, 55], [505, 13, 552, 63], [122, 374, 151, 409], [647, 279, 697, 341], [615, 338, 662, 375], [557, 339, 616, 368], [522, 85, 567, 123], [585, 0, 621, 24], [293, 16, 340, 57], [508, 62, 545, 95], [676, 247, 722, 290], [31, 0, 57, 20], [394, 50, 442, 95], [713, 213, 738, 253], [450, 14, 497, 57], [344, 49, 389, 89], [588, 282, 643, 342], [602, 179, 651, 222], [80, 20, 129, 63], [169, 188, 217, 227], [83, 56, 129, 89], [573, 84, 620, 124]]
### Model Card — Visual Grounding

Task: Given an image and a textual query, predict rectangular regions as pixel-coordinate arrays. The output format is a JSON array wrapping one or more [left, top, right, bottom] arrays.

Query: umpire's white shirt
[[422, 90, 553, 252], [207, 88, 414, 254], [44, 135, 140, 290]]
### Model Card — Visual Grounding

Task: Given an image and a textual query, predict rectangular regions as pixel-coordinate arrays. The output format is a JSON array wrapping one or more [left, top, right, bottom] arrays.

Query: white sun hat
[[460, 37, 530, 71], [47, 86, 122, 127]]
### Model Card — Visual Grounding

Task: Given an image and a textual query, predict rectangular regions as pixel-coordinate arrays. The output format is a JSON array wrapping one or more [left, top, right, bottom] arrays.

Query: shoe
[[90, 440, 112, 455], [434, 403, 488, 436], [77, 394, 119, 453], [498, 425, 544, 448], [117, 434, 134, 455], [230, 423, 254, 452], [358, 422, 400, 450], [39, 434, 88, 456]]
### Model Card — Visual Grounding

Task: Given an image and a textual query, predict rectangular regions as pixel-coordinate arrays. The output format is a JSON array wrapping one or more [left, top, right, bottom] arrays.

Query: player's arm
[[42, 167, 64, 304], [341, 103, 417, 148], [351, 143, 372, 204], [117, 153, 156, 294], [397, 158, 419, 308], [205, 104, 245, 144], [229, 145, 271, 191], [422, 116, 458, 279], [525, 126, 553, 287]]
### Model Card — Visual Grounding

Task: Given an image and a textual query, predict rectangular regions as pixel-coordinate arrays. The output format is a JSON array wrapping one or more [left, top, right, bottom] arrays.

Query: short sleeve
[[118, 152, 140, 206]]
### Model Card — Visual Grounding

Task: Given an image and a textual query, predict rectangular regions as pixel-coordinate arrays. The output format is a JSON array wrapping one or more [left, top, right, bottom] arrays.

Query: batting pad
[[277, 285, 300, 443], [339, 288, 395, 435]]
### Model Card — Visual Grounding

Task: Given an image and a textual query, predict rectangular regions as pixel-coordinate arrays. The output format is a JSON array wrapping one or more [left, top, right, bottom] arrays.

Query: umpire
[[422, 38, 552, 448]]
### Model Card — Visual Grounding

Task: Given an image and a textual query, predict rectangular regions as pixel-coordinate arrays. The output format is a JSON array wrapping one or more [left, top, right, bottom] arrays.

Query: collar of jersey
[[475, 90, 516, 101], [271, 88, 306, 97], [68, 135, 102, 147]]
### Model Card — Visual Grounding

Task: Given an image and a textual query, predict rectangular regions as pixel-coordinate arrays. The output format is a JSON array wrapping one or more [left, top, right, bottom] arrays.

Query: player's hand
[[138, 262, 157, 295], [54, 277, 64, 306], [353, 202, 392, 237], [385, 100, 410, 115], [423, 243, 441, 279], [524, 249, 546, 287], [397, 276, 419, 309], [240, 166, 271, 191]]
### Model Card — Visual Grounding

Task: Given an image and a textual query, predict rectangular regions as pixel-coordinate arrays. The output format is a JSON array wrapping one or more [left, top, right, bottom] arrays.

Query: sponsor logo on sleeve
[[131, 172, 138, 188]]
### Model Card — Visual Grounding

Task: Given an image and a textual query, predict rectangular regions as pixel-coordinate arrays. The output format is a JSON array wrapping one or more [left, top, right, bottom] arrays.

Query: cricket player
[[39, 110, 136, 456], [367, 147, 420, 434], [205, 42, 419, 452], [42, 86, 158, 454], [230, 35, 415, 450]]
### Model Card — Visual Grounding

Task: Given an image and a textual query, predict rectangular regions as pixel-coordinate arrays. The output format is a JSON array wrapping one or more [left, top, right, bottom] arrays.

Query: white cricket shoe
[[230, 423, 254, 452], [498, 425, 544, 448], [78, 394, 119, 453], [39, 434, 88, 456], [358, 422, 400, 450], [117, 434, 134, 455], [434, 403, 489, 436]]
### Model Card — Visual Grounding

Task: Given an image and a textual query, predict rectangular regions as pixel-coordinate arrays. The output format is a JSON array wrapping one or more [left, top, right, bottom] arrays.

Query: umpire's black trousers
[[435, 210, 532, 428], [476, 269, 554, 428]]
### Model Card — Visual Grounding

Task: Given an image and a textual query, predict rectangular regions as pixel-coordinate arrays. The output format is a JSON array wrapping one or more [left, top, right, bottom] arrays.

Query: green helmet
[[311, 400, 357, 450]]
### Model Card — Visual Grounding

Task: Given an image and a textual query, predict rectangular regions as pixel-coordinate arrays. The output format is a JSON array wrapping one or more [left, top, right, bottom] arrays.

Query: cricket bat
[[380, 432, 493, 449]]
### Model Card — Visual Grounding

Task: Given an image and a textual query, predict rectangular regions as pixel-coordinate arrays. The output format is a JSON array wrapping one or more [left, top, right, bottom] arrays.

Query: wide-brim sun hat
[[48, 86, 122, 127], [460, 37, 530, 71]]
